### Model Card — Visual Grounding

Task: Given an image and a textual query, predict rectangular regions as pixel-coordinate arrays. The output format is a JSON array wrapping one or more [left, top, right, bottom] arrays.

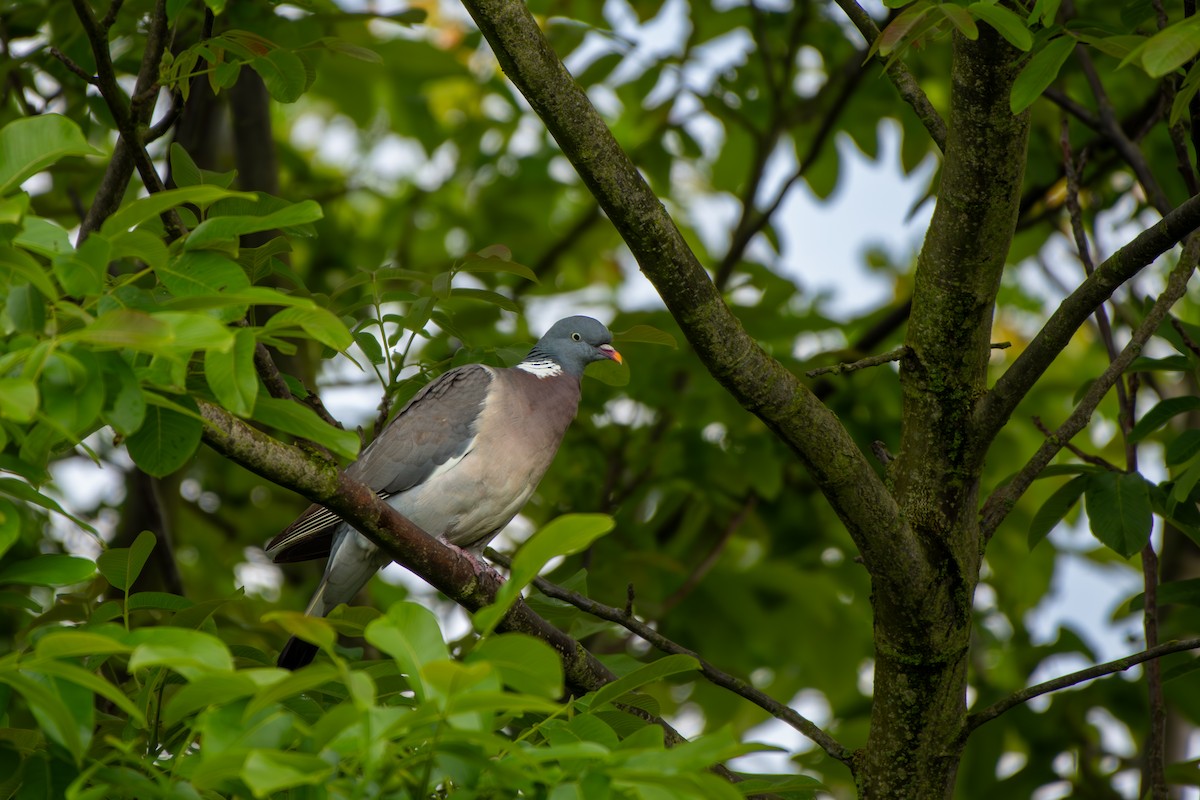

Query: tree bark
[[857, 29, 1030, 799]]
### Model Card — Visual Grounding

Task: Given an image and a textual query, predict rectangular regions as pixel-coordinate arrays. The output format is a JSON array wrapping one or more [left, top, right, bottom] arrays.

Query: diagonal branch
[[458, 0, 917, 595], [484, 547, 852, 764], [974, 192, 1200, 454], [980, 241, 1200, 537], [964, 638, 1200, 736]]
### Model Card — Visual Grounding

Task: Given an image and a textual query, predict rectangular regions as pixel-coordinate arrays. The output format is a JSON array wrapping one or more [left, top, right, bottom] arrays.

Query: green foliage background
[[1, 0, 1200, 797]]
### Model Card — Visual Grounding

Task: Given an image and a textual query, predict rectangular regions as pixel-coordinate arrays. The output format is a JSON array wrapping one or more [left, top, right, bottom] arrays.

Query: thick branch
[[458, 0, 916, 595], [974, 193, 1200, 455], [964, 638, 1200, 735], [487, 549, 851, 764], [980, 244, 1199, 536]]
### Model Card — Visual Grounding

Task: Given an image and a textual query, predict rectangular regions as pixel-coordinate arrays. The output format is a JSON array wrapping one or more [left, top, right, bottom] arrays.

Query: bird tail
[[277, 636, 320, 670]]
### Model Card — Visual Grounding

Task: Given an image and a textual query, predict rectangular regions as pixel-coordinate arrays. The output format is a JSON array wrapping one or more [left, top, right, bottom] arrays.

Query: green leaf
[[0, 671, 85, 759], [1084, 471, 1152, 558], [249, 50, 308, 103], [126, 397, 203, 477], [169, 142, 203, 188], [449, 287, 521, 313], [1127, 578, 1200, 611], [243, 663, 341, 719], [615, 324, 678, 349], [474, 514, 614, 636], [323, 38, 384, 64], [263, 305, 354, 351], [185, 200, 323, 250], [100, 186, 256, 236], [589, 654, 700, 710], [1011, 36, 1076, 113], [69, 309, 171, 351], [968, 3, 1033, 50], [205, 329, 259, 416], [938, 4, 979, 38], [110, 229, 169, 270], [458, 254, 539, 283], [0, 114, 100, 196], [1141, 16, 1200, 78], [0, 499, 19, 560], [5, 285, 45, 333], [128, 627, 234, 679], [1167, 430, 1200, 466], [467, 634, 564, 698], [873, 2, 933, 57], [252, 396, 359, 460], [28, 659, 145, 725], [364, 602, 449, 702], [99, 352, 146, 435], [160, 251, 251, 296], [0, 478, 95, 532], [0, 554, 95, 586], [1130, 396, 1200, 443], [15, 218, 72, 261], [53, 235, 108, 297], [34, 630, 132, 659], [0, 377, 38, 422], [241, 750, 334, 797], [96, 530, 157, 591], [1028, 474, 1088, 549], [261, 610, 338, 652], [1, 243, 58, 295]]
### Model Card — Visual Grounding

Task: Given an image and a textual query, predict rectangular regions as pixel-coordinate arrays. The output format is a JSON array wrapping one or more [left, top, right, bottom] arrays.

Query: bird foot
[[445, 542, 505, 583]]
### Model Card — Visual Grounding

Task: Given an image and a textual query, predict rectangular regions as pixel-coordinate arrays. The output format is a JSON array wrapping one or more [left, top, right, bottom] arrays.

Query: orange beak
[[599, 344, 623, 364]]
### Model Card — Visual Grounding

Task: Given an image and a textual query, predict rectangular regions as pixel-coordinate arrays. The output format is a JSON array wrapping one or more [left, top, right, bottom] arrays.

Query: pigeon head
[[521, 316, 622, 377]]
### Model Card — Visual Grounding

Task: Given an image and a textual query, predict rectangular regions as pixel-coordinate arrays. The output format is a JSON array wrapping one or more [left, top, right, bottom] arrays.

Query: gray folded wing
[[265, 364, 494, 562]]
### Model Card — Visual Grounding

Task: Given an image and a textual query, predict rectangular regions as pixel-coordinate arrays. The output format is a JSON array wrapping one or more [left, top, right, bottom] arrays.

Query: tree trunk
[[857, 29, 1030, 798]]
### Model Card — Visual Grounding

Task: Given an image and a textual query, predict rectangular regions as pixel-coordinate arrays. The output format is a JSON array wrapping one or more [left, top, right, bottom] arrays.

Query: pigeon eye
[[571, 332, 581, 341]]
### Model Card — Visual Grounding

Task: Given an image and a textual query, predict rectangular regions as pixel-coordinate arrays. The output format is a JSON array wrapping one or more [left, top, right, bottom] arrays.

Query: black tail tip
[[277, 636, 320, 670]]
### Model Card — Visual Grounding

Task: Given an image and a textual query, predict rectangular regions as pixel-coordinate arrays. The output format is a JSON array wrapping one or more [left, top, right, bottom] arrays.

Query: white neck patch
[[516, 359, 563, 378]]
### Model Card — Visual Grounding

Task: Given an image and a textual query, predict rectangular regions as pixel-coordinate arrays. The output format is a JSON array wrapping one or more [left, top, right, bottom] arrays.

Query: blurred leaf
[[1011, 36, 1076, 113], [128, 627, 234, 678], [589, 654, 700, 710], [205, 329, 259, 417], [1028, 474, 1088, 549], [1084, 471, 1152, 558], [251, 396, 360, 460], [126, 397, 203, 477], [364, 602, 448, 702], [1131, 396, 1200, 442], [615, 325, 677, 348], [0, 378, 38, 423], [96, 530, 157, 591], [185, 200, 323, 250], [249, 50, 308, 103], [0, 555, 95, 586], [0, 114, 99, 196], [467, 634, 564, 698], [241, 750, 334, 797], [475, 514, 614, 636]]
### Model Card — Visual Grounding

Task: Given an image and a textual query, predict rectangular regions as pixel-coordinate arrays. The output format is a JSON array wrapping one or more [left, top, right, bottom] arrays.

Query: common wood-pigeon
[[268, 316, 622, 669]]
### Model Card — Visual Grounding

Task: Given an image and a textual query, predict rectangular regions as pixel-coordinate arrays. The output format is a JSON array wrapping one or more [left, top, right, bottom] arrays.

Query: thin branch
[[980, 242, 1199, 538], [1044, 87, 1100, 131], [660, 494, 756, 613], [1170, 315, 1200, 357], [486, 548, 853, 764], [1077, 45, 1172, 216], [964, 638, 1200, 735], [1030, 416, 1119, 470], [806, 346, 908, 378], [974, 191, 1200, 454], [830, 0, 947, 152], [49, 47, 98, 84]]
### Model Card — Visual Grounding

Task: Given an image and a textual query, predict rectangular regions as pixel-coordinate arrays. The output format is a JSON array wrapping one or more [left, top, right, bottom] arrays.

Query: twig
[[963, 638, 1200, 735], [1141, 542, 1168, 800], [806, 346, 908, 378], [661, 495, 756, 613], [145, 95, 183, 143], [1076, 45, 1172, 216], [1044, 87, 1100, 131], [485, 548, 853, 764], [1170, 316, 1200, 357], [49, 47, 98, 84], [830, 0, 947, 152], [980, 241, 1199, 538], [1030, 416, 1119, 470]]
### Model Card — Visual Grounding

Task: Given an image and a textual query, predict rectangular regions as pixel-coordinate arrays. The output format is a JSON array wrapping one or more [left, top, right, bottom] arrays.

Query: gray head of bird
[[522, 316, 623, 377]]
